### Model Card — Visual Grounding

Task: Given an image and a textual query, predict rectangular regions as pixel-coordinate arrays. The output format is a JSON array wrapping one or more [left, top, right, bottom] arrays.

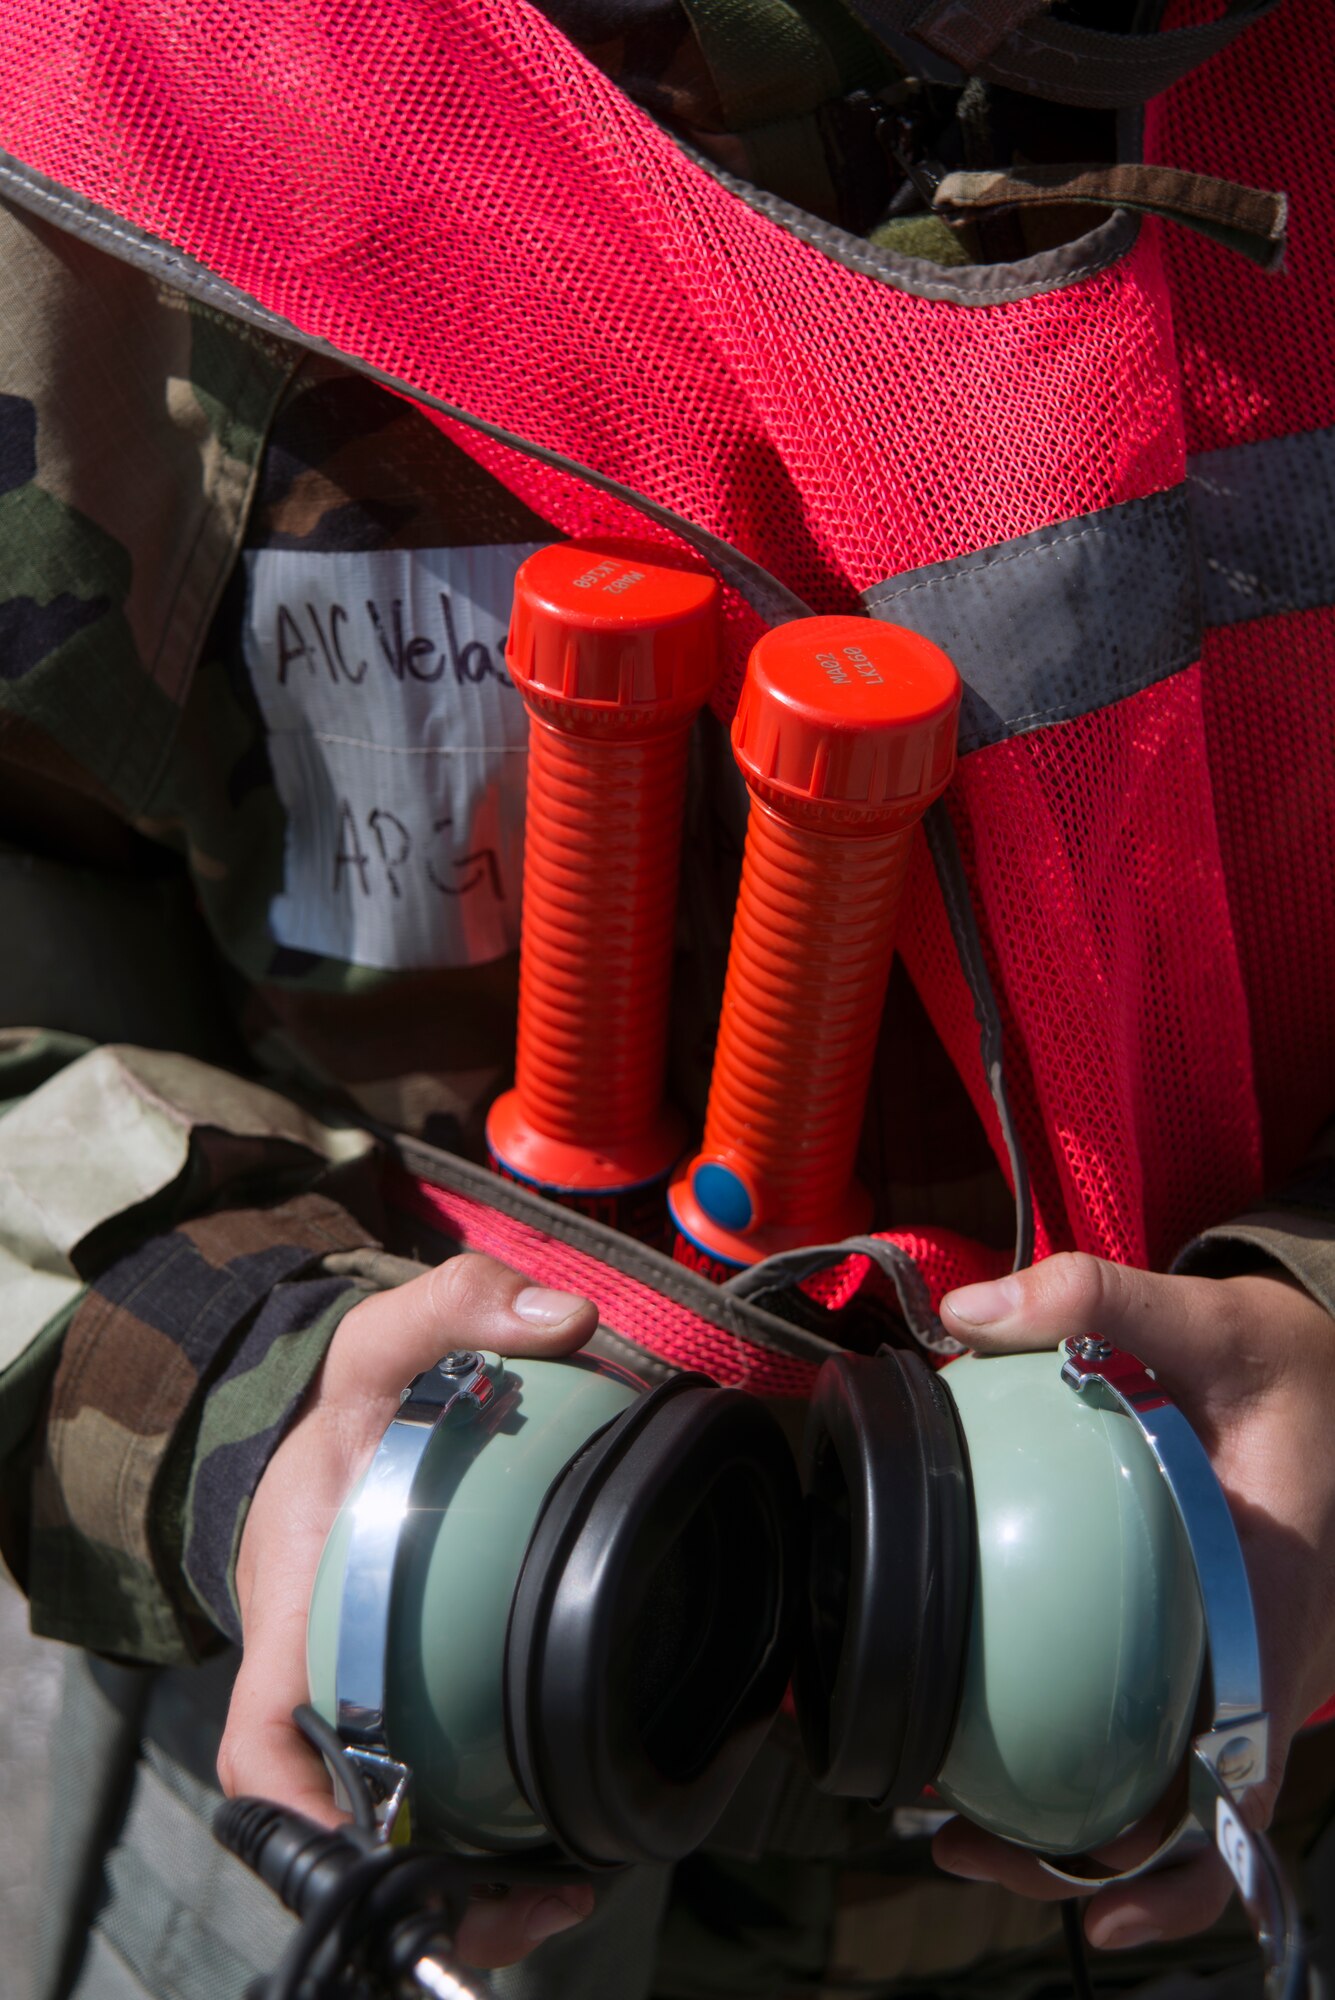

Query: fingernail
[[514, 1286, 589, 1327], [942, 1277, 1024, 1328], [934, 1853, 998, 1883], [525, 1895, 589, 1944], [1087, 1914, 1163, 1951]]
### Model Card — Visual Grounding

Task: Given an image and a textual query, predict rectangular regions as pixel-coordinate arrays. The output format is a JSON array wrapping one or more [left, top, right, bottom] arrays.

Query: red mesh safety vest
[[0, 0, 1330, 1370]]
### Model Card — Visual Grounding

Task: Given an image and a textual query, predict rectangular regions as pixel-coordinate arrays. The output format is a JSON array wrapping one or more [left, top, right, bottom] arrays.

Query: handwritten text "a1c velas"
[[274, 593, 515, 689]]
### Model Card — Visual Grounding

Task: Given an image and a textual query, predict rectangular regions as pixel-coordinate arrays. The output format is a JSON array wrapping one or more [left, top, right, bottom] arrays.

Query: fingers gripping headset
[[218, 1335, 1307, 1999]]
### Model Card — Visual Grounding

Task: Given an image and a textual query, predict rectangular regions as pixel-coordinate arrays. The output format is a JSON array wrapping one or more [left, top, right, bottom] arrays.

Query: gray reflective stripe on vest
[[864, 486, 1198, 757], [1191, 427, 1335, 627], [9, 152, 1327, 754], [0, 149, 1024, 1322], [863, 425, 1335, 754]]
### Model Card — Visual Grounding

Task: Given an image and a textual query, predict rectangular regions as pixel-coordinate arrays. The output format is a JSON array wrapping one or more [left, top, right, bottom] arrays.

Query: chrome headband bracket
[[333, 1350, 508, 1777]]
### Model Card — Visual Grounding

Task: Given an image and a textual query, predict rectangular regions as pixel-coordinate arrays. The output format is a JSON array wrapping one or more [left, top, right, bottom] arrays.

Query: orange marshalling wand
[[670, 616, 961, 1276], [487, 539, 718, 1238]]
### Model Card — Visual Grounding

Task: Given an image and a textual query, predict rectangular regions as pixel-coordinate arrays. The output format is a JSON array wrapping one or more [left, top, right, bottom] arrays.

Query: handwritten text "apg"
[[334, 801, 504, 904]]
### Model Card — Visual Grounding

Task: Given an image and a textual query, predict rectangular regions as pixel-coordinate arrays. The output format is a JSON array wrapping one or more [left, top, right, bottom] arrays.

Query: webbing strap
[[388, 1137, 844, 1370], [847, 0, 1282, 106], [906, 0, 1047, 68], [725, 1232, 964, 1347], [934, 161, 1288, 270], [924, 804, 1035, 1276]]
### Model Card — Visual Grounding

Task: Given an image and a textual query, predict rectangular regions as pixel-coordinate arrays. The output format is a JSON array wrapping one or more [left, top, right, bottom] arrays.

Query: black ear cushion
[[795, 1350, 974, 1807], [504, 1376, 802, 1868]]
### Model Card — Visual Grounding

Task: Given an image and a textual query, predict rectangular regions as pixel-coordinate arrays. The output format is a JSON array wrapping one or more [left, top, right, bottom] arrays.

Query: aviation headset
[[291, 1336, 1304, 1995]]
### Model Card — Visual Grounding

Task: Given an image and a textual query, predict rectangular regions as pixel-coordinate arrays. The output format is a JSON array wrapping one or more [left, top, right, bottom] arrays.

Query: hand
[[218, 1254, 601, 1968], [932, 1252, 1335, 1954]]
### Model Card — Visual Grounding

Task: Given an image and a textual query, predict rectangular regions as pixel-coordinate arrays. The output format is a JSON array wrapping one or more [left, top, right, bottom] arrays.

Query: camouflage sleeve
[[0, 195, 448, 1665], [1173, 1120, 1335, 1317], [0, 1035, 408, 1664]]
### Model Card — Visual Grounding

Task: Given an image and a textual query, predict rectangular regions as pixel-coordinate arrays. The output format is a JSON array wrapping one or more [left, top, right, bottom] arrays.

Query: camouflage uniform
[[2, 8, 1335, 1995]]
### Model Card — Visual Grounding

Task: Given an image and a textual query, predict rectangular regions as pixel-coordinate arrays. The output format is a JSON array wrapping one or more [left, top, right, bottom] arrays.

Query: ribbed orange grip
[[706, 805, 915, 1223], [670, 616, 961, 1273], [513, 717, 688, 1148], [486, 539, 718, 1237]]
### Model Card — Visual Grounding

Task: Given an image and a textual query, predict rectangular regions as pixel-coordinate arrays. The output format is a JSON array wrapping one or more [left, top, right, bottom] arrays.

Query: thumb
[[939, 1251, 1225, 1395], [321, 1252, 598, 1405]]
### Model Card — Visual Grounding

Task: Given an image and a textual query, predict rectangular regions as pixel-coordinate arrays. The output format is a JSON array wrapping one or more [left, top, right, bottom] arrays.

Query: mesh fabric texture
[[2, 0, 1331, 1355], [1145, 0, 1335, 1191], [0, 0, 1183, 710]]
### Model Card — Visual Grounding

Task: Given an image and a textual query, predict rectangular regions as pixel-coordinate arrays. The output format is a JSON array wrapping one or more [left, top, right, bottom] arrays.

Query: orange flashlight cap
[[731, 616, 961, 829], [507, 539, 719, 736]]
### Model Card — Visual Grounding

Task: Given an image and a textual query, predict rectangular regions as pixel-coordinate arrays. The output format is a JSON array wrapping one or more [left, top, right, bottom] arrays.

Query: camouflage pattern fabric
[[0, 1033, 389, 1659], [0, 1036, 375, 1380], [32, 1195, 377, 1660], [0, 200, 295, 820], [1, 193, 550, 1146], [652, 1848, 1064, 1998], [4, 167, 1335, 1673], [1177, 1117, 1335, 1313], [646, 1723, 1335, 1999], [158, 359, 558, 1158], [524, 0, 1108, 260], [0, 189, 1017, 1244]]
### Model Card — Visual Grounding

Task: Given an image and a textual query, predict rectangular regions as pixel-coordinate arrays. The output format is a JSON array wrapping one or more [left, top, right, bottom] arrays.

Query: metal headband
[[332, 1350, 504, 1832]]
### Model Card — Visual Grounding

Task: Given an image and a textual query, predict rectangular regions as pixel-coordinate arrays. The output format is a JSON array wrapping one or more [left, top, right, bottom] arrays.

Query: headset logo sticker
[[1215, 1797, 1255, 1902]]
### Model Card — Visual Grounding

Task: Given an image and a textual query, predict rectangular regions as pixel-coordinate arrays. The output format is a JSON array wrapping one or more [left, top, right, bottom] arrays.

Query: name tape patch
[[244, 543, 541, 969]]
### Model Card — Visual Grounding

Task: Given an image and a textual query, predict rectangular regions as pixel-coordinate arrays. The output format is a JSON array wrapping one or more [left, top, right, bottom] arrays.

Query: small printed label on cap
[[1215, 1799, 1255, 1902], [572, 558, 645, 594], [814, 642, 885, 690], [244, 543, 539, 969]]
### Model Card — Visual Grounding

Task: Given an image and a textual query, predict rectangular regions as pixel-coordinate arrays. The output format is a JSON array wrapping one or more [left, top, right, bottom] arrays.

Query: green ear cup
[[934, 1347, 1207, 1856], [307, 1353, 642, 1849], [306, 1352, 804, 1860]]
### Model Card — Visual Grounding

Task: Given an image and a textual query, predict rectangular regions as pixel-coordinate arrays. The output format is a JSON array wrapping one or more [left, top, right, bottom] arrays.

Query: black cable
[[264, 1844, 396, 2000], [216, 1792, 493, 2000], [293, 1703, 378, 1833], [1062, 1898, 1095, 2000], [219, 1707, 579, 1997]]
